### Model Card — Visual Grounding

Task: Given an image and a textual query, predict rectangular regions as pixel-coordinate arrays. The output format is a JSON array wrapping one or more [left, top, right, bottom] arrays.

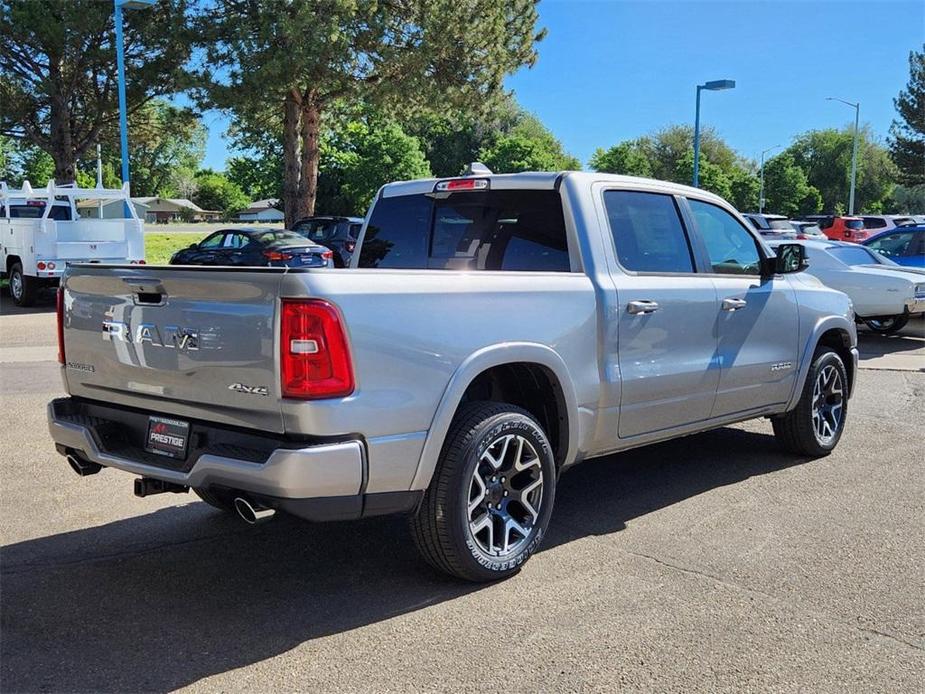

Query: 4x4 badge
[[228, 382, 269, 397]]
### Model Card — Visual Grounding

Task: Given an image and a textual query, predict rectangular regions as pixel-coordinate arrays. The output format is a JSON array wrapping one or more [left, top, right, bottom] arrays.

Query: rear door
[[62, 266, 285, 432], [684, 199, 799, 417], [601, 189, 721, 438]]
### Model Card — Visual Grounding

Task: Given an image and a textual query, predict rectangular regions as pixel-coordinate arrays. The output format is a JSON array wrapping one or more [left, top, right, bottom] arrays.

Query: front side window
[[359, 189, 569, 271], [603, 191, 694, 273], [688, 199, 762, 275]]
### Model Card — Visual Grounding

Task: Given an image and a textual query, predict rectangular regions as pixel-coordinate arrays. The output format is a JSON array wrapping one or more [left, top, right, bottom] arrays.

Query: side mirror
[[768, 243, 808, 275], [188, 243, 198, 249]]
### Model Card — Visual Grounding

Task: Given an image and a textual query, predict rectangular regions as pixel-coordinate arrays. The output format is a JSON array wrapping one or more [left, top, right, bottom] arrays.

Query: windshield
[[254, 230, 312, 245], [293, 219, 340, 242], [827, 246, 887, 266]]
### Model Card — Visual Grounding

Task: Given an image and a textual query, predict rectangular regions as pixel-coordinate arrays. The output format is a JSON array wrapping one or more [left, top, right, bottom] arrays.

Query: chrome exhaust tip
[[234, 497, 276, 524], [66, 454, 102, 477]]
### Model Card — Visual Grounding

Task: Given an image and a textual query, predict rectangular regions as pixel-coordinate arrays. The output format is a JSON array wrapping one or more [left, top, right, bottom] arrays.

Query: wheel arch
[[409, 343, 579, 491], [786, 319, 856, 411]]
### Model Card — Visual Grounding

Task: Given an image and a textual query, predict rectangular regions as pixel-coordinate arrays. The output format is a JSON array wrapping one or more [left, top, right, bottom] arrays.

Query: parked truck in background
[[0, 181, 145, 306], [48, 168, 858, 582]]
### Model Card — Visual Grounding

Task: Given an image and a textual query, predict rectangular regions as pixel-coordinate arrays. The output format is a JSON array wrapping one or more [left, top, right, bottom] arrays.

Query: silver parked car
[[771, 239, 925, 333], [49, 169, 858, 582]]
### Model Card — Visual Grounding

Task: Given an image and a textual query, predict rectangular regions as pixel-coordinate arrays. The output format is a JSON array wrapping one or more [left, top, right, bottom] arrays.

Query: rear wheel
[[772, 347, 848, 456], [863, 315, 908, 334], [411, 402, 556, 582], [9, 263, 37, 307]]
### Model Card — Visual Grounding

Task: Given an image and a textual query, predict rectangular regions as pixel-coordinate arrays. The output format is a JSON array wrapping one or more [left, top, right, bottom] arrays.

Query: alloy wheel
[[812, 364, 844, 445], [10, 271, 22, 301], [467, 434, 544, 557]]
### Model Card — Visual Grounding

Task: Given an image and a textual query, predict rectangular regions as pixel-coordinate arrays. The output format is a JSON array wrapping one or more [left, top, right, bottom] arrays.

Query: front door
[[602, 189, 721, 438], [685, 199, 799, 417]]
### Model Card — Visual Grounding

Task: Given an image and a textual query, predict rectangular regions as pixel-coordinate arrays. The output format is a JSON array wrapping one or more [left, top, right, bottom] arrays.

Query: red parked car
[[823, 216, 870, 243]]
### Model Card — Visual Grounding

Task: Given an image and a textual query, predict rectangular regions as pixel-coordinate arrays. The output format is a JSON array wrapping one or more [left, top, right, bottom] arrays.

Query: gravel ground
[[1, 296, 922, 693]]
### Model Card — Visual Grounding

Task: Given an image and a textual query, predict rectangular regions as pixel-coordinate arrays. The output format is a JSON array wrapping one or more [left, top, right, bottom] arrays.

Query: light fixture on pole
[[826, 97, 860, 215], [113, 0, 157, 211], [693, 79, 735, 187], [758, 145, 780, 214]]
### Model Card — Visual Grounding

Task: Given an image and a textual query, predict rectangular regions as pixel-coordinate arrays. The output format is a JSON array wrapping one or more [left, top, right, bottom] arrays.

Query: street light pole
[[692, 79, 736, 188], [826, 97, 860, 215], [113, 0, 156, 202], [758, 145, 780, 214]]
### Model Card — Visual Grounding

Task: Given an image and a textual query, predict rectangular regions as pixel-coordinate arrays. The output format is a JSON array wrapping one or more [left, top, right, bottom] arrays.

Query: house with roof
[[237, 198, 285, 222], [133, 197, 221, 223]]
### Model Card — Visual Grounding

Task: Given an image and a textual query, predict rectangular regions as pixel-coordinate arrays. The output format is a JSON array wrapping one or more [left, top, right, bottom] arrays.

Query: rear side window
[[603, 191, 694, 273], [359, 189, 570, 271], [688, 199, 762, 275], [862, 217, 886, 229]]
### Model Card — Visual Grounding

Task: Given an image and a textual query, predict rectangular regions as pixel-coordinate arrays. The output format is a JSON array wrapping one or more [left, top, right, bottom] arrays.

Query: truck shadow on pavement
[[1, 427, 810, 692], [0, 289, 57, 314]]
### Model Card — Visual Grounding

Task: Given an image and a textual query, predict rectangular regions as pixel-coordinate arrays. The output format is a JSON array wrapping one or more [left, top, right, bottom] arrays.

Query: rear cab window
[[358, 188, 570, 272]]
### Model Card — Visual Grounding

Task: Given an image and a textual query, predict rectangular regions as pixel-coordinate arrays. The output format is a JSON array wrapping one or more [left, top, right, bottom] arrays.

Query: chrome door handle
[[722, 298, 748, 312], [627, 300, 660, 315]]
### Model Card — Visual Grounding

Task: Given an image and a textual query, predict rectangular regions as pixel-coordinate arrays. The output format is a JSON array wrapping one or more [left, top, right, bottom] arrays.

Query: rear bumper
[[47, 397, 420, 521]]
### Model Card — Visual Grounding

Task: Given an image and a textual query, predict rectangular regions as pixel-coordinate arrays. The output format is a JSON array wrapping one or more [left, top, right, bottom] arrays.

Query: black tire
[[863, 315, 908, 334], [411, 401, 557, 582], [9, 262, 37, 307], [772, 347, 848, 457], [193, 487, 236, 513]]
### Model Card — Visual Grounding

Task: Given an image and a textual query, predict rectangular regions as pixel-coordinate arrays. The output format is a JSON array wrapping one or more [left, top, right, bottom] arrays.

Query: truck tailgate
[[62, 266, 285, 433]]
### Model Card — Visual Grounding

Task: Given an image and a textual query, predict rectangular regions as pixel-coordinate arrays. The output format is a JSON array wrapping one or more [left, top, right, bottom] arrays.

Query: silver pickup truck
[[48, 169, 858, 582]]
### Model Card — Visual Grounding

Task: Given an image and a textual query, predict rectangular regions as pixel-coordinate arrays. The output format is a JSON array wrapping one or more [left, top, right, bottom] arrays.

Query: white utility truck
[[0, 181, 145, 306]]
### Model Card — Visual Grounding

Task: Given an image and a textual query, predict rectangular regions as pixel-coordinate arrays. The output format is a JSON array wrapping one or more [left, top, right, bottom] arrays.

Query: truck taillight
[[56, 287, 65, 365], [280, 299, 354, 399]]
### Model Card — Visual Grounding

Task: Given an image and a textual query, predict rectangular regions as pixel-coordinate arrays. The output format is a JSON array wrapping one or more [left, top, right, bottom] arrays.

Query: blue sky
[[200, 0, 924, 170]]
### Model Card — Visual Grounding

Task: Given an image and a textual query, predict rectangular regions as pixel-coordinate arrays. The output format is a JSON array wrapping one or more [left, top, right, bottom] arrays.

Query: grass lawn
[[145, 233, 201, 265]]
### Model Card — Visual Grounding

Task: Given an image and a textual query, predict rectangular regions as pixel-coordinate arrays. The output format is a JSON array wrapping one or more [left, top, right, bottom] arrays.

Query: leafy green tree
[[227, 154, 283, 202], [478, 113, 579, 173], [889, 46, 924, 185], [121, 101, 205, 196], [646, 125, 737, 181], [762, 153, 821, 216], [192, 170, 248, 218], [317, 113, 431, 216], [674, 150, 732, 200], [589, 140, 653, 177], [728, 166, 761, 212], [786, 127, 899, 213], [0, 0, 193, 184], [890, 185, 925, 213], [198, 0, 546, 227]]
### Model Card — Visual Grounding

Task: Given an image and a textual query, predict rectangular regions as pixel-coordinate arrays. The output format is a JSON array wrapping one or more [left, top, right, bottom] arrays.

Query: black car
[[169, 228, 333, 268], [291, 216, 364, 267]]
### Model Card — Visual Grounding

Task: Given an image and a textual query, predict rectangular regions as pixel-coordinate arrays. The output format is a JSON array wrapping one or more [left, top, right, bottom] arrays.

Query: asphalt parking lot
[[1, 293, 923, 692]]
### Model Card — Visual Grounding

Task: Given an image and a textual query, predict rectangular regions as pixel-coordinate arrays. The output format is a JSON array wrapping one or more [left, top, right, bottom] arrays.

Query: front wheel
[[863, 315, 908, 334], [772, 347, 848, 457], [411, 402, 557, 582]]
